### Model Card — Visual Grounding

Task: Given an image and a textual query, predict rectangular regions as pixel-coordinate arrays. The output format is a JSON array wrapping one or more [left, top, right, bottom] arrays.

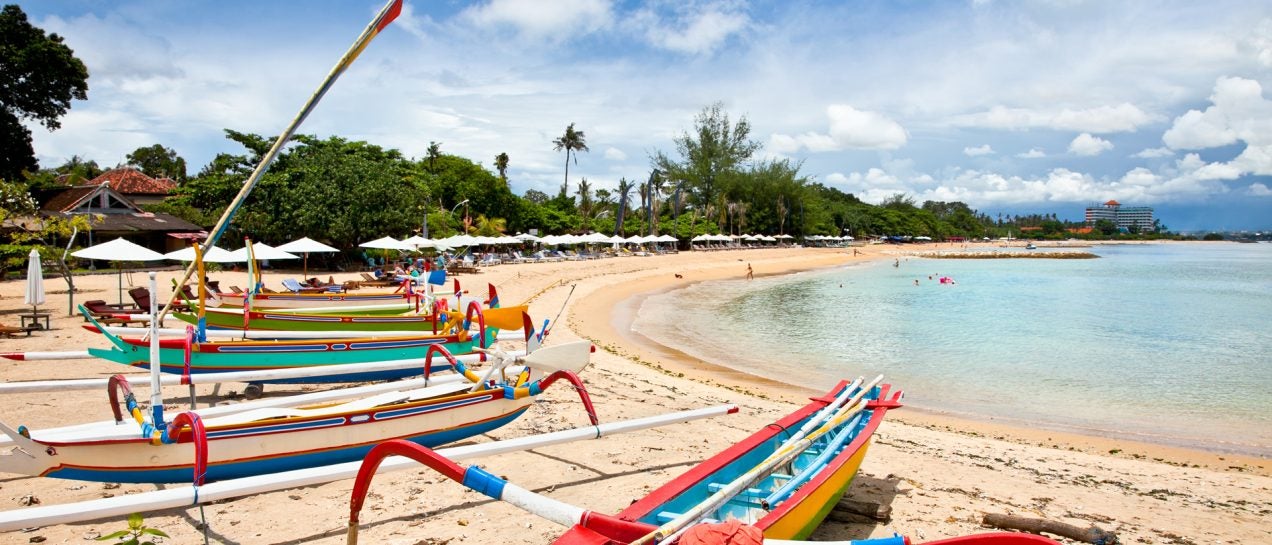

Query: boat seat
[[706, 482, 769, 497]]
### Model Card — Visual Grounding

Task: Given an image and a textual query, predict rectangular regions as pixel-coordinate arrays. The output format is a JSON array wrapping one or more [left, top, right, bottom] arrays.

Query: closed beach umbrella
[[277, 237, 339, 278], [72, 238, 166, 305], [25, 249, 44, 316]]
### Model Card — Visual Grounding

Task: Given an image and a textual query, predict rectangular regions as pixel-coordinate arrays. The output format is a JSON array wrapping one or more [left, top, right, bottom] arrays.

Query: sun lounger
[[0, 322, 36, 337], [281, 278, 328, 293]]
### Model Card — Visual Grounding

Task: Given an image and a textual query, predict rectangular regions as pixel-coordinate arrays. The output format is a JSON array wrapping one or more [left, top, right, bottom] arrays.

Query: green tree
[[523, 189, 548, 204], [1094, 218, 1118, 236], [653, 102, 761, 230], [0, 5, 89, 180], [552, 122, 588, 197], [127, 144, 188, 182]]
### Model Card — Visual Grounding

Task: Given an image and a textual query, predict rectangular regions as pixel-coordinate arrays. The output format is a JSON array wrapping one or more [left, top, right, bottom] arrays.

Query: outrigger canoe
[[347, 377, 919, 544], [82, 303, 526, 384], [173, 300, 528, 334], [0, 342, 595, 484]]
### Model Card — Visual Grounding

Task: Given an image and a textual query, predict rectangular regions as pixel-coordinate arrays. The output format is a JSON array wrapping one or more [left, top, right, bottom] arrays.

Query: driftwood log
[[982, 513, 1118, 544], [825, 498, 892, 523]]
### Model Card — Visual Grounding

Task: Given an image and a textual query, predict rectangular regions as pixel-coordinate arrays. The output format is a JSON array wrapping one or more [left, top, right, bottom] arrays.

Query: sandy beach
[[0, 243, 1267, 544]]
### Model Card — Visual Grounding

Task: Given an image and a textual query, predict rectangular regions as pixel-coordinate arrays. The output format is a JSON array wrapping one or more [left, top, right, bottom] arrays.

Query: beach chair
[[281, 278, 327, 293], [509, 251, 535, 263], [82, 300, 150, 326], [359, 272, 396, 287], [478, 253, 501, 267], [0, 322, 36, 337], [129, 287, 190, 313]]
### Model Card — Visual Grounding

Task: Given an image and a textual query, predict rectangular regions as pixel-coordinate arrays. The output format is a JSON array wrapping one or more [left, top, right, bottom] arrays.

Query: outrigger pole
[[153, 0, 405, 327]]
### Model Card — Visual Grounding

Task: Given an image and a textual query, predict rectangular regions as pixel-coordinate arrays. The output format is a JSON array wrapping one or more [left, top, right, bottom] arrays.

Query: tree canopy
[[0, 5, 89, 180]]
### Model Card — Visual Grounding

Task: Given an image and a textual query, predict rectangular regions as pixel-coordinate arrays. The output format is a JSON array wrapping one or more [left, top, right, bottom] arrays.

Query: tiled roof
[[41, 186, 98, 212], [89, 167, 177, 195], [1104, 200, 1120, 206]]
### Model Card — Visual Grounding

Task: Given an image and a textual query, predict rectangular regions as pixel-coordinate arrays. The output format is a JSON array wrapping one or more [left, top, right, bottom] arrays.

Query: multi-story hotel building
[[1085, 200, 1154, 231]]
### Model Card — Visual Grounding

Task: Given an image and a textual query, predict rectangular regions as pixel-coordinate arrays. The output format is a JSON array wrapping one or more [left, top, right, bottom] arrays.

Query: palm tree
[[426, 142, 442, 173], [576, 178, 593, 222], [494, 152, 509, 182], [552, 123, 589, 195], [615, 178, 633, 236], [473, 214, 507, 237], [637, 181, 649, 234], [646, 170, 663, 235]]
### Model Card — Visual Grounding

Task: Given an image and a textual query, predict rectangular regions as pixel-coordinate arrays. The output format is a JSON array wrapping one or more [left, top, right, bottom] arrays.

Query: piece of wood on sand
[[982, 513, 1119, 544]]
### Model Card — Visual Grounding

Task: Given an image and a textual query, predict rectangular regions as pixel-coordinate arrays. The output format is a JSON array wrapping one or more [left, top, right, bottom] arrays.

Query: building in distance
[[1085, 200, 1153, 231]]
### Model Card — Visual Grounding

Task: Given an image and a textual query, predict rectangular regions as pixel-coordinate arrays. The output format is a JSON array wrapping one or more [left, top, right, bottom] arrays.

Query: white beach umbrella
[[277, 237, 339, 254], [655, 234, 677, 242], [277, 237, 339, 278], [163, 246, 238, 263], [513, 232, 541, 243], [24, 249, 44, 316], [228, 242, 299, 262], [73, 238, 166, 305], [359, 236, 414, 251]]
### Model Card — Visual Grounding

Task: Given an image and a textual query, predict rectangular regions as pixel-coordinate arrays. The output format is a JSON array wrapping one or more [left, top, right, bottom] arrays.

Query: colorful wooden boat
[[0, 342, 595, 484], [82, 304, 522, 384], [208, 287, 418, 310], [172, 302, 529, 334], [346, 377, 917, 544]]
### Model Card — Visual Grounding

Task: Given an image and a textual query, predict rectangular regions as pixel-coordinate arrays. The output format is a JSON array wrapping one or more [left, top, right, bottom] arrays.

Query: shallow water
[[633, 243, 1272, 456]]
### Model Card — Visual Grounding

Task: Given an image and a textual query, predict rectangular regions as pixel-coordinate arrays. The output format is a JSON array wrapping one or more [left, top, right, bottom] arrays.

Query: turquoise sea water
[[632, 243, 1272, 456]]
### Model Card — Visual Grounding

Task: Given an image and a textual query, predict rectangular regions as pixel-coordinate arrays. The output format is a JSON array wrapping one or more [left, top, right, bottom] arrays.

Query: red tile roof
[[1104, 200, 1120, 206], [89, 167, 176, 195]]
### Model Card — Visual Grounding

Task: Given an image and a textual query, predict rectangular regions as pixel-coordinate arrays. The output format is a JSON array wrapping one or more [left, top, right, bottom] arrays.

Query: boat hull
[[212, 291, 416, 310], [552, 380, 900, 544], [175, 308, 448, 332], [15, 388, 532, 483], [88, 334, 480, 384]]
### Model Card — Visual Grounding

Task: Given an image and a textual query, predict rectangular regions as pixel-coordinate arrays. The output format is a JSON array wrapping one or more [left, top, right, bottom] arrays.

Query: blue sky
[[22, 0, 1272, 231]]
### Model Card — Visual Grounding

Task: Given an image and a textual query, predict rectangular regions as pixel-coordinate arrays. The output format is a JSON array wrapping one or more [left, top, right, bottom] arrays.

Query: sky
[[21, 0, 1272, 231]]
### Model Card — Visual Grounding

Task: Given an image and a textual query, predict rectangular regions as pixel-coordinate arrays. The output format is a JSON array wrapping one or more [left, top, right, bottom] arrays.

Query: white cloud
[[1161, 77, 1272, 177], [769, 105, 906, 153], [1068, 133, 1113, 156], [1249, 183, 1272, 196], [1133, 147, 1175, 158], [603, 147, 627, 161], [632, 2, 749, 55], [827, 105, 907, 150], [951, 103, 1156, 133], [1163, 77, 1271, 149], [1017, 148, 1046, 158], [460, 0, 612, 40], [963, 144, 994, 156]]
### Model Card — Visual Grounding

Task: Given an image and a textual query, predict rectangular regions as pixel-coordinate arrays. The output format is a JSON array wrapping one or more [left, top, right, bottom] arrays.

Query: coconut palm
[[576, 178, 593, 221], [552, 123, 589, 195], [615, 177, 633, 236], [494, 152, 509, 182], [426, 142, 442, 173]]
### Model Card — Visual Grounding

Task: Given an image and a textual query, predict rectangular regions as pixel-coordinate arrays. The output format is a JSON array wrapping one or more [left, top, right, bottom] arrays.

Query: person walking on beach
[[746, 263, 753, 280]]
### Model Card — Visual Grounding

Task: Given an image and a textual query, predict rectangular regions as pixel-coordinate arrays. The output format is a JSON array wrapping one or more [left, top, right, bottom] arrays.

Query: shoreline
[[0, 242, 1267, 544], [570, 249, 1270, 477]]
